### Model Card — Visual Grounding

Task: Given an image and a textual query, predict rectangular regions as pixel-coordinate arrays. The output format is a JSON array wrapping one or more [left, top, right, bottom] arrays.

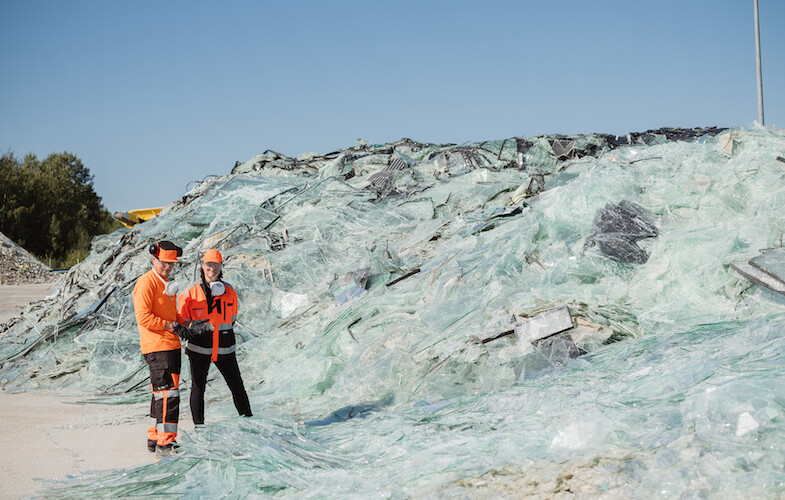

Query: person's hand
[[188, 318, 213, 336], [173, 322, 195, 342]]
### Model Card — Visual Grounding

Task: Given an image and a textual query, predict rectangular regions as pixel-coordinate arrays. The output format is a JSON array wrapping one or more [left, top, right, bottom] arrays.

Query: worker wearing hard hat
[[133, 240, 211, 455], [178, 249, 253, 425]]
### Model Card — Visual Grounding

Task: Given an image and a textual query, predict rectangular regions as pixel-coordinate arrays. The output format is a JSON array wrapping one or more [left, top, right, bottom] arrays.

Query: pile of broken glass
[[2, 124, 785, 498]]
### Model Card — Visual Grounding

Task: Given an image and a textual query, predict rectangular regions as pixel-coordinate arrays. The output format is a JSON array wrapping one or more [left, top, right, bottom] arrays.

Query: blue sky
[[2, 0, 783, 212]]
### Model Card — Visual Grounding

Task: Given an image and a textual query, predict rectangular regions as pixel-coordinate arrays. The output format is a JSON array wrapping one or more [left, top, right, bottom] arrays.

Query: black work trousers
[[144, 349, 181, 446], [187, 350, 252, 425]]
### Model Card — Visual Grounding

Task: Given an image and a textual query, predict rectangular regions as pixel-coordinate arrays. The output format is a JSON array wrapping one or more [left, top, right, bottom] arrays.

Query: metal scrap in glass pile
[[231, 127, 727, 209], [365, 151, 416, 199]]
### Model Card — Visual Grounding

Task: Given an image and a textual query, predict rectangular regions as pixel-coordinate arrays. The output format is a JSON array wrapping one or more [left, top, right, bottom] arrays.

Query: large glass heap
[[2, 125, 785, 498]]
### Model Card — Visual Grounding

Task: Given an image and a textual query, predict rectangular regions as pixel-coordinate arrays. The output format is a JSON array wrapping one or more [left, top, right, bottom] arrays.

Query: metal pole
[[754, 0, 764, 125]]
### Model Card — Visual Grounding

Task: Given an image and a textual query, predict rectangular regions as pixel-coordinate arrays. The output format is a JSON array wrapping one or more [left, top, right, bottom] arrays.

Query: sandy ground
[[0, 283, 57, 325], [0, 391, 197, 499], [0, 284, 195, 499]]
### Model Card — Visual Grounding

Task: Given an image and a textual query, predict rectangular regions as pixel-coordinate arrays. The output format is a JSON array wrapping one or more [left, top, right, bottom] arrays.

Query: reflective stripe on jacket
[[133, 269, 185, 355], [178, 280, 238, 361]]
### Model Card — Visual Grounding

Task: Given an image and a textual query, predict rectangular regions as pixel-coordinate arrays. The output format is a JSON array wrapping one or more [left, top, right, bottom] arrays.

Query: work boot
[[155, 442, 179, 457], [147, 439, 157, 453]]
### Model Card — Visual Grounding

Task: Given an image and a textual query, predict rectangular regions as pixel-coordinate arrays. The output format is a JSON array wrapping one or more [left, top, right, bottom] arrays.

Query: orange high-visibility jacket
[[178, 280, 238, 361], [133, 269, 186, 354]]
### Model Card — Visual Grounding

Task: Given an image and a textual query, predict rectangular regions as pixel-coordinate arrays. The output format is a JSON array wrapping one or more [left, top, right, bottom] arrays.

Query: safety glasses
[[154, 257, 177, 267]]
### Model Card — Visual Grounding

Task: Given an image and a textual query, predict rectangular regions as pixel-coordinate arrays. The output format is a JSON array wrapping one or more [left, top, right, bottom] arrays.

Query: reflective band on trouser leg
[[154, 389, 181, 399], [156, 374, 180, 446]]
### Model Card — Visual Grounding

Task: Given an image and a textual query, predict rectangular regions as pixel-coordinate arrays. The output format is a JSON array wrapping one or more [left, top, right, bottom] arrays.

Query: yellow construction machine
[[113, 207, 163, 229]]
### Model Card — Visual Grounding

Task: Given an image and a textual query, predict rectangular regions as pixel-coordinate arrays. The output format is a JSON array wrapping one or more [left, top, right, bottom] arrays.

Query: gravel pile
[[0, 232, 55, 285]]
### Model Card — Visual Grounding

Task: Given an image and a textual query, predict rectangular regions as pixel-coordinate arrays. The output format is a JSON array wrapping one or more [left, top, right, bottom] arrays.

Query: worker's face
[[202, 261, 221, 283], [153, 256, 175, 279]]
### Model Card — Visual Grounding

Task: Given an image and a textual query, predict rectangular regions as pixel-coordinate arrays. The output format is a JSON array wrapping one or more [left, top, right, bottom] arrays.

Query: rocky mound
[[0, 232, 55, 285]]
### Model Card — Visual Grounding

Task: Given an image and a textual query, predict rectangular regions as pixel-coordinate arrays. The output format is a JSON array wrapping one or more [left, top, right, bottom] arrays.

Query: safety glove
[[173, 322, 196, 342], [173, 319, 211, 342], [188, 318, 213, 336]]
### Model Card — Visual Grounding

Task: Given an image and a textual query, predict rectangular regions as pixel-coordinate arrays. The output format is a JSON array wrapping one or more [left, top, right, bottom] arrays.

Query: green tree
[[0, 150, 121, 268], [0, 152, 36, 250]]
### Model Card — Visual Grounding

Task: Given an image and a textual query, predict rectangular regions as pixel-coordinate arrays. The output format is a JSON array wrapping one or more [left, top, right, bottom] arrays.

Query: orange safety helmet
[[202, 249, 223, 263], [149, 241, 183, 262]]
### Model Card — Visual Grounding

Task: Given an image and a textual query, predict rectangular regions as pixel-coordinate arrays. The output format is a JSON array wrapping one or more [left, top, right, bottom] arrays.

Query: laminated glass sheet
[[750, 247, 785, 282]]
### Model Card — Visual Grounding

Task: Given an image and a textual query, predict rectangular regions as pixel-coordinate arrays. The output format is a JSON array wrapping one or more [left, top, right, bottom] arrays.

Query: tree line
[[0, 150, 121, 269]]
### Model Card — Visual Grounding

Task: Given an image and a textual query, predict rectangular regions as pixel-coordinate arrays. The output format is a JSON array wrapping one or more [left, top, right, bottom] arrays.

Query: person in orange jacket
[[133, 240, 211, 455], [178, 249, 252, 425]]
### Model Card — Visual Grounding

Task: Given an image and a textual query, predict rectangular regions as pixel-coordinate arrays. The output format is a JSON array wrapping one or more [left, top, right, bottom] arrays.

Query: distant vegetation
[[0, 151, 122, 269]]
